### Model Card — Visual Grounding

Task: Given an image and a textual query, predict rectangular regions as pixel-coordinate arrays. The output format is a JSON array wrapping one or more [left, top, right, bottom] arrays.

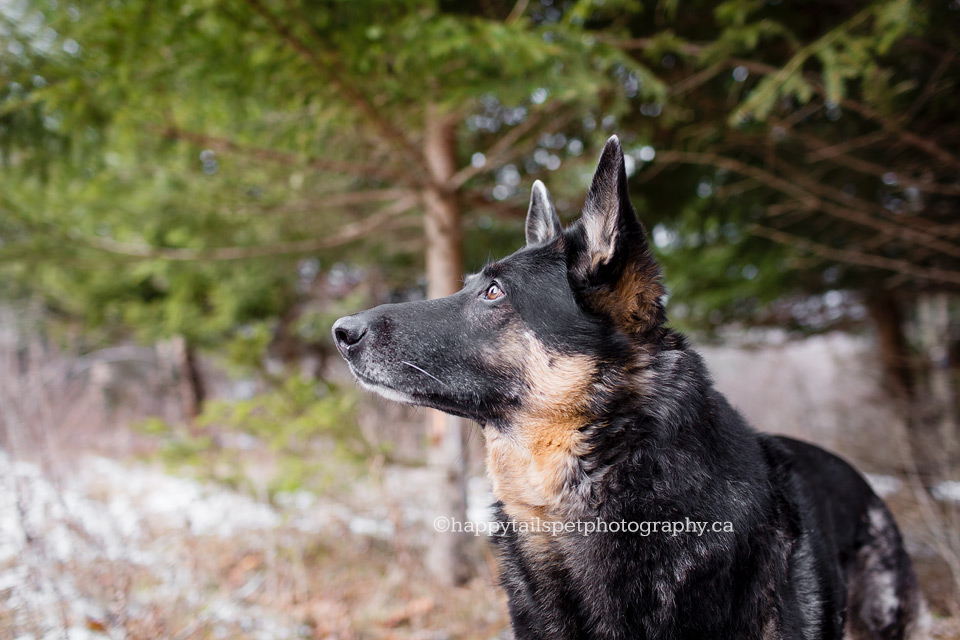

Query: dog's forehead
[[481, 243, 565, 283]]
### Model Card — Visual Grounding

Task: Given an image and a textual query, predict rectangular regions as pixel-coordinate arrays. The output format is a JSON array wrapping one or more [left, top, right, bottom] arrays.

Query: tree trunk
[[917, 293, 959, 463], [422, 104, 474, 585], [171, 334, 206, 423], [866, 289, 935, 472], [867, 289, 913, 401]]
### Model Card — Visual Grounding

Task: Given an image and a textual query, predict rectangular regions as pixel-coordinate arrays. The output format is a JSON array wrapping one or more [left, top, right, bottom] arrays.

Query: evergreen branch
[[609, 37, 960, 170], [242, 0, 427, 182], [733, 5, 873, 123], [79, 197, 419, 262], [158, 126, 409, 184]]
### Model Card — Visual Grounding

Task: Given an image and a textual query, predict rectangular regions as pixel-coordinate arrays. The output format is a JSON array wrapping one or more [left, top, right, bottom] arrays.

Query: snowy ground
[[4, 449, 960, 639], [0, 452, 500, 640]]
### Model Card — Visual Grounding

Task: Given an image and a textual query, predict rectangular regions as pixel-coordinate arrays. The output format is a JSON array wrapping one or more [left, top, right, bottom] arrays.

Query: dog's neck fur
[[485, 334, 743, 525]]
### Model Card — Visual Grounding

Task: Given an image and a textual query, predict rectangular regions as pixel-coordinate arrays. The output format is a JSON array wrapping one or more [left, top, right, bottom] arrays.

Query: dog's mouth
[[349, 367, 418, 405], [348, 363, 484, 422]]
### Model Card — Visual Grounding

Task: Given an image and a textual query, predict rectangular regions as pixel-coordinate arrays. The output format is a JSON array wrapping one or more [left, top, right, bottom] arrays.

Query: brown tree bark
[[917, 293, 959, 462], [422, 104, 474, 585], [171, 334, 206, 423], [866, 289, 913, 401]]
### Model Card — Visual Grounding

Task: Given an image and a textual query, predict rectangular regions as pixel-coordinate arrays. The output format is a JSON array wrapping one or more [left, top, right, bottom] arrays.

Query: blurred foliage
[[198, 377, 363, 457], [136, 376, 370, 497], [0, 0, 666, 374], [0, 0, 957, 348], [610, 0, 959, 333]]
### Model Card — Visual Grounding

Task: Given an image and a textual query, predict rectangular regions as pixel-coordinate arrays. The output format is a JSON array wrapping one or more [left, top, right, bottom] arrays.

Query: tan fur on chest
[[485, 415, 587, 523], [484, 334, 595, 523]]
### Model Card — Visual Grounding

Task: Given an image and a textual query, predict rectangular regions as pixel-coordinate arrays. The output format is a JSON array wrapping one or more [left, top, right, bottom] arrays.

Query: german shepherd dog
[[333, 136, 924, 639]]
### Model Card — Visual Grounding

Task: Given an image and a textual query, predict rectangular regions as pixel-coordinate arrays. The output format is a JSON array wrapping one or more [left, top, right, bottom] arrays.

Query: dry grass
[[1, 449, 511, 640]]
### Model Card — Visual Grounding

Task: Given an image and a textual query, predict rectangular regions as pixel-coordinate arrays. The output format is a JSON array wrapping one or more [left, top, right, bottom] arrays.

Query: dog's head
[[333, 136, 666, 428]]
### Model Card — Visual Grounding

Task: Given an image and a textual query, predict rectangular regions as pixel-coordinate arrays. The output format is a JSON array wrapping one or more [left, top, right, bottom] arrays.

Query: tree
[[599, 0, 959, 458], [0, 0, 658, 583], [5, 0, 955, 577]]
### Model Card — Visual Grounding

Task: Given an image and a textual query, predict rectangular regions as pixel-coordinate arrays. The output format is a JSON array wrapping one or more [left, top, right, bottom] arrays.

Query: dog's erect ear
[[525, 180, 562, 246], [580, 135, 641, 266], [573, 136, 666, 335]]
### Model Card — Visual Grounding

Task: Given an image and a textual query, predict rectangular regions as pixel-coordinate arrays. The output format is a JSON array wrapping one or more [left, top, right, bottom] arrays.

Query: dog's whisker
[[401, 361, 445, 386]]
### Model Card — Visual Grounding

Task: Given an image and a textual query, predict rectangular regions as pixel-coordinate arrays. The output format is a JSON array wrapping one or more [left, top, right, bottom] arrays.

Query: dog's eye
[[483, 283, 505, 301]]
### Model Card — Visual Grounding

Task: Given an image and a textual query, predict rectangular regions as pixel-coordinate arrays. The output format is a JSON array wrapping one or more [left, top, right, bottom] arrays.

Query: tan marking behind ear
[[484, 332, 596, 524], [587, 260, 665, 335]]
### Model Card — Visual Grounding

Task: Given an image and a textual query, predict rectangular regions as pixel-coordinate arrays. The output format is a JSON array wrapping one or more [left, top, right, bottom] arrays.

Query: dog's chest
[[483, 420, 588, 522]]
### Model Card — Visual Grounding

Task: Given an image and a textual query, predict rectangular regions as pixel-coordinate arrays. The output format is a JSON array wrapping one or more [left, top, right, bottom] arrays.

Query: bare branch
[[805, 131, 890, 160], [506, 0, 531, 23], [905, 51, 955, 120], [279, 189, 415, 209], [837, 97, 960, 171], [791, 130, 960, 196], [654, 149, 960, 257], [668, 61, 726, 96], [448, 105, 572, 191], [654, 149, 817, 204], [461, 189, 526, 219], [751, 224, 960, 286]]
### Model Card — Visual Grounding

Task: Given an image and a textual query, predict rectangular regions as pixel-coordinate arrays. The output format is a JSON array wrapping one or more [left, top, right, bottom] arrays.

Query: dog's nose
[[332, 315, 368, 355]]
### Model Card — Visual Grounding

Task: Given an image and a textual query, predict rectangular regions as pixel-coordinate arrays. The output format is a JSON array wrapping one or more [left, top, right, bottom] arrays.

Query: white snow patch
[[865, 473, 903, 498], [932, 480, 960, 503]]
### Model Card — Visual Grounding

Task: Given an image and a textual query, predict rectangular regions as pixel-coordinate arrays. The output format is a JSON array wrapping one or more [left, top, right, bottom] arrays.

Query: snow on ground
[[0, 452, 309, 638], [932, 480, 960, 503], [0, 451, 500, 639], [865, 473, 904, 498], [866, 472, 960, 504], [0, 452, 284, 565]]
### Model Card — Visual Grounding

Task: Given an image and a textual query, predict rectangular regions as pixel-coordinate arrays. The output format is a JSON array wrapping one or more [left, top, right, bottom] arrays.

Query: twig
[[805, 131, 889, 160], [447, 103, 565, 190], [905, 51, 955, 120], [505, 0, 530, 23]]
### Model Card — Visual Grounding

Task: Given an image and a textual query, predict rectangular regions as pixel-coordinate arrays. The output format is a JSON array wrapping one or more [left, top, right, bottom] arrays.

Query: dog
[[333, 136, 924, 639]]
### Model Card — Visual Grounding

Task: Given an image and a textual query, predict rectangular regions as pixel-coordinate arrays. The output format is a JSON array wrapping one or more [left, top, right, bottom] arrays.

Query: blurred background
[[1, 0, 959, 637]]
